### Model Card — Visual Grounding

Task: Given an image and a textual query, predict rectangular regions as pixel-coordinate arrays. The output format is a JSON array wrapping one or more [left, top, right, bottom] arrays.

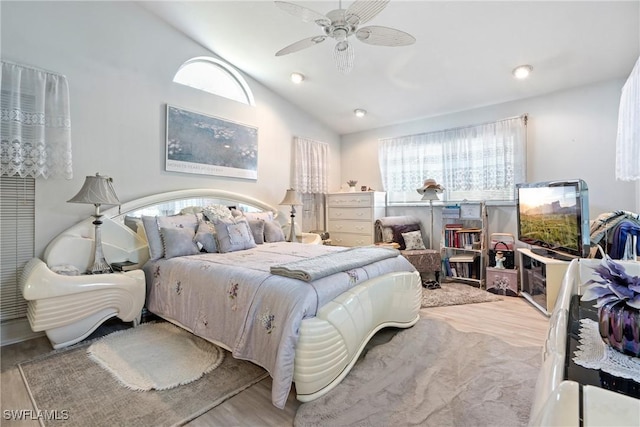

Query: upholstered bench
[[400, 249, 441, 283]]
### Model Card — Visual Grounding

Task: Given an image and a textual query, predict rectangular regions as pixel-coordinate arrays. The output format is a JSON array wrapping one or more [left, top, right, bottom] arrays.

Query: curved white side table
[[20, 258, 145, 349]]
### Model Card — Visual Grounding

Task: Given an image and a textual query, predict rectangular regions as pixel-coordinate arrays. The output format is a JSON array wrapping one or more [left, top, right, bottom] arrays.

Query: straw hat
[[416, 178, 445, 194]]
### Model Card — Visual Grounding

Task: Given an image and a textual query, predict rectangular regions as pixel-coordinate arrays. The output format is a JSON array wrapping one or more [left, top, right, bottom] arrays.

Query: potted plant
[[347, 180, 358, 192], [581, 256, 640, 357]]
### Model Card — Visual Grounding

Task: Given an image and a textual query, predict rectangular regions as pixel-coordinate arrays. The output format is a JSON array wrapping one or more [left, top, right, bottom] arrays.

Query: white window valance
[[1, 61, 73, 179], [616, 56, 640, 181], [293, 136, 329, 194], [379, 115, 527, 202]]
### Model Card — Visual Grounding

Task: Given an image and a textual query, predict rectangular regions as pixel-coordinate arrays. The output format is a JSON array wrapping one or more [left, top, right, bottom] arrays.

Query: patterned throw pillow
[[202, 204, 233, 222], [401, 230, 427, 250], [390, 224, 421, 250], [213, 217, 257, 253]]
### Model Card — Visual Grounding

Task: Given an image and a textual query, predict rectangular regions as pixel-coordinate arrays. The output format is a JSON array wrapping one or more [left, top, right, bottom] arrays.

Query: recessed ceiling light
[[512, 65, 533, 79], [354, 109, 367, 118], [290, 72, 305, 84]]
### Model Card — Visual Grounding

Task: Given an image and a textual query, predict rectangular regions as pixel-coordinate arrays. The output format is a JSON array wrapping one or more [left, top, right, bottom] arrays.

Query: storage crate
[[486, 267, 519, 296]]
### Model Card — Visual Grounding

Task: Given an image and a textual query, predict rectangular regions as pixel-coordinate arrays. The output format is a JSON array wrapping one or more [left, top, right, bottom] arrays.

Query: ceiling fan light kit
[[290, 72, 305, 83], [275, 0, 415, 74]]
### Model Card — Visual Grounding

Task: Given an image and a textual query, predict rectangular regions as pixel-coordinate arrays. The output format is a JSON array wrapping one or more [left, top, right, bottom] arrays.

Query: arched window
[[173, 57, 255, 106]]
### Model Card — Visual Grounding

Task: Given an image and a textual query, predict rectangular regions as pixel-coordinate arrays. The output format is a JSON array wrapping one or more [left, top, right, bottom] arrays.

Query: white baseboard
[[1, 318, 44, 346]]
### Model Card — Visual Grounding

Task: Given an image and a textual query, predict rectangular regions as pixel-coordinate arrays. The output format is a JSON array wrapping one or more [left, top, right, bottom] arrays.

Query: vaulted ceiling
[[140, 1, 640, 135]]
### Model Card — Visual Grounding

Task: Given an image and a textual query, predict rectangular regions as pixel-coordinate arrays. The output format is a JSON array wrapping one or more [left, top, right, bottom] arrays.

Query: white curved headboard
[[44, 189, 282, 271]]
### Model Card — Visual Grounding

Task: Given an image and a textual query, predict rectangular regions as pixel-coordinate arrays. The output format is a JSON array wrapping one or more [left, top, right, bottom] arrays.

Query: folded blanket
[[270, 246, 400, 282]]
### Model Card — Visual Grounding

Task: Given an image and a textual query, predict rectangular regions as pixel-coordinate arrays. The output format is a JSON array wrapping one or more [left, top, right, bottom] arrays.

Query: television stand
[[518, 248, 571, 316], [530, 248, 575, 262]]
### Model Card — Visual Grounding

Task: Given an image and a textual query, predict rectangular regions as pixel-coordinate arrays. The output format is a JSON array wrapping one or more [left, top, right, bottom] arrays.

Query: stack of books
[[111, 261, 139, 272]]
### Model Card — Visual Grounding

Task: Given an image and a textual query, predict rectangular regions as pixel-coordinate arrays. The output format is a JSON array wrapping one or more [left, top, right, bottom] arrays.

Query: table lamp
[[68, 173, 120, 274], [416, 179, 444, 249], [279, 188, 303, 243]]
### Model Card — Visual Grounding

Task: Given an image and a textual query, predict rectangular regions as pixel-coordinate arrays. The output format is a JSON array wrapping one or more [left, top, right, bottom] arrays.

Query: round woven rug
[[421, 281, 502, 308], [87, 322, 224, 391]]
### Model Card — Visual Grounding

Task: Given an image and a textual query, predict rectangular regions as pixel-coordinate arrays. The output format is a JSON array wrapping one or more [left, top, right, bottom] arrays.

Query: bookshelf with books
[[441, 202, 487, 287]]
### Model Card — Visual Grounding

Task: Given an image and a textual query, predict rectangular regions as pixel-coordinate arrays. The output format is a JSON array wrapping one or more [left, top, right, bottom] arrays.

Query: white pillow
[[401, 230, 427, 250], [202, 204, 233, 222], [243, 211, 274, 222]]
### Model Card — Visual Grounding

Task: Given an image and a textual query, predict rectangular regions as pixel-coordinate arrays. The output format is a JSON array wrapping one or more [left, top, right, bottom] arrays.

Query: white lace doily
[[573, 318, 640, 382]]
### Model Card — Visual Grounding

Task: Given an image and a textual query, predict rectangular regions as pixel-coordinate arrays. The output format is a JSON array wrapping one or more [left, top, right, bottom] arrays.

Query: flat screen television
[[516, 179, 590, 260]]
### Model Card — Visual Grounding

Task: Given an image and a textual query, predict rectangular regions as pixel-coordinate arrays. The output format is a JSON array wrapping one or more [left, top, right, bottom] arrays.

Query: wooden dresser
[[326, 191, 386, 247]]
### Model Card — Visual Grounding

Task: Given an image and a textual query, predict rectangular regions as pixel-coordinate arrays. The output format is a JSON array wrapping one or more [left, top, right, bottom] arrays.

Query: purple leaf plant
[[581, 256, 640, 309]]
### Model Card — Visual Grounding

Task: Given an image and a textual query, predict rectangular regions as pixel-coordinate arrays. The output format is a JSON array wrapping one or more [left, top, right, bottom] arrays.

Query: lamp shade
[[68, 173, 120, 206], [279, 188, 303, 206], [420, 189, 441, 201]]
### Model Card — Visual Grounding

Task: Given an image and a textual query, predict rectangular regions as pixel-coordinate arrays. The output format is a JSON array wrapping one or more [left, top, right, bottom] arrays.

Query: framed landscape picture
[[165, 105, 258, 179]]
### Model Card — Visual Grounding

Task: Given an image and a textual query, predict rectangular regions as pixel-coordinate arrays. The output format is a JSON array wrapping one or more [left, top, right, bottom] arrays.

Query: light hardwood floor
[[1, 297, 548, 426]]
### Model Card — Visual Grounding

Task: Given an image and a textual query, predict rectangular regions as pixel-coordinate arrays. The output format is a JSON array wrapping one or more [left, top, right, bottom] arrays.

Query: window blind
[[0, 176, 35, 321]]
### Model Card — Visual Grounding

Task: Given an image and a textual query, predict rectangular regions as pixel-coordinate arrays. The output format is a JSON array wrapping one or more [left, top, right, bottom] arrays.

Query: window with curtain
[[1, 61, 73, 179], [0, 176, 35, 321], [1, 61, 71, 322], [616, 56, 639, 181], [379, 115, 527, 203], [293, 137, 329, 232]]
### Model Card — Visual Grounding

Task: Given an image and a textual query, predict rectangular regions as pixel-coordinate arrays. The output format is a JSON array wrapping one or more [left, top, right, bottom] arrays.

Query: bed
[[22, 189, 422, 408]]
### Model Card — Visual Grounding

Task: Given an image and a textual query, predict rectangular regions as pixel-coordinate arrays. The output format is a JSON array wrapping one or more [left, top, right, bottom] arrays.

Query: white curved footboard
[[294, 270, 421, 402], [20, 258, 146, 349]]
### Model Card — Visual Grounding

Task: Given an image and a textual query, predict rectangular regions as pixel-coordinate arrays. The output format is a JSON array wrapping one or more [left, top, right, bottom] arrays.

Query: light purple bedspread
[[144, 242, 415, 408]]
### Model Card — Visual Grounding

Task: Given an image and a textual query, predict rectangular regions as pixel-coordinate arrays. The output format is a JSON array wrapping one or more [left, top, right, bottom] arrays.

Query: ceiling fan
[[275, 0, 415, 74]]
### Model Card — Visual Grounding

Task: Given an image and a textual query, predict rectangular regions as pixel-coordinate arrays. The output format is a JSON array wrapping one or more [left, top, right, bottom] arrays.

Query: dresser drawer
[[328, 220, 372, 234], [327, 193, 373, 208], [330, 233, 374, 247], [328, 207, 372, 221]]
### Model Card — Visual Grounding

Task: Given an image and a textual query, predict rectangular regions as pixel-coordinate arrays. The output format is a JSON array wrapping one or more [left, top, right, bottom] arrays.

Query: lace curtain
[[616, 56, 640, 181], [293, 137, 329, 194], [293, 137, 329, 232], [379, 115, 527, 202], [1, 61, 73, 179]]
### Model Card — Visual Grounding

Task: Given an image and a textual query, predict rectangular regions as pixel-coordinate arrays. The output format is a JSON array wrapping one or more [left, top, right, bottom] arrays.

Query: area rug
[[422, 281, 502, 308], [18, 329, 268, 427], [87, 322, 224, 391], [294, 317, 541, 427]]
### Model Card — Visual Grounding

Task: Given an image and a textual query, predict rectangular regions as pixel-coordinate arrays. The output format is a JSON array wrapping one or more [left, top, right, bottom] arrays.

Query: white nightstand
[[20, 258, 145, 349]]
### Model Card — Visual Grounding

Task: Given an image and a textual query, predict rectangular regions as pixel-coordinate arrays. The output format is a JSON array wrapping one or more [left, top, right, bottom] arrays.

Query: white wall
[[340, 79, 638, 243], [1, 1, 341, 257]]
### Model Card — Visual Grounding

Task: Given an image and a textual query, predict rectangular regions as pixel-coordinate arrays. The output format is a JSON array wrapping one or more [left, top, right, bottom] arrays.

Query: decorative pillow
[[213, 217, 257, 253], [160, 227, 200, 259], [202, 204, 233, 222], [143, 214, 199, 259], [402, 230, 427, 250], [142, 216, 164, 260], [390, 223, 421, 250], [248, 219, 265, 245], [264, 219, 286, 243], [244, 211, 274, 222], [194, 220, 218, 253]]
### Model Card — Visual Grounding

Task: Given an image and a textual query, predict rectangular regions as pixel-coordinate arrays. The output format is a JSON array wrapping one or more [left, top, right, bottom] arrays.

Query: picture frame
[[165, 105, 258, 179]]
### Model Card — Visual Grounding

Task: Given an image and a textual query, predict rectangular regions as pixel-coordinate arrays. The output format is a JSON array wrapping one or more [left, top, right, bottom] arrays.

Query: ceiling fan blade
[[333, 41, 354, 74], [274, 1, 331, 26], [276, 36, 327, 56], [345, 0, 390, 25], [356, 25, 416, 46]]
